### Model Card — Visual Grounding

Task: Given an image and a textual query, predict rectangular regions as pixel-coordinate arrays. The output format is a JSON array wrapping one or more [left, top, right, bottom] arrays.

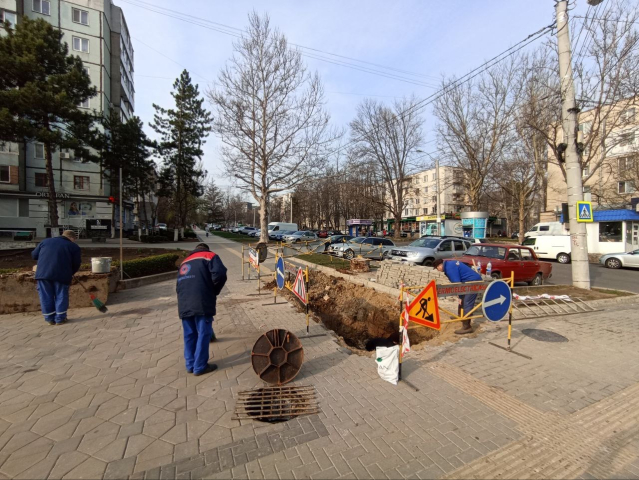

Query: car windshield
[[465, 245, 506, 259], [292, 231, 306, 235], [329, 235, 345, 241], [409, 238, 442, 249], [349, 237, 367, 244]]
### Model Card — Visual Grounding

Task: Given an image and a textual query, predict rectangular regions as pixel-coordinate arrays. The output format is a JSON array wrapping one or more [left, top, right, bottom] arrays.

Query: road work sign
[[292, 267, 307, 304], [576, 201, 593, 223], [436, 282, 489, 298], [276, 257, 285, 290], [406, 280, 441, 330], [482, 280, 512, 322], [249, 248, 259, 269]]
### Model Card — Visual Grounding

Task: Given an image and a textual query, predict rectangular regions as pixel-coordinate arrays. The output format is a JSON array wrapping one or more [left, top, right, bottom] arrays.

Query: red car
[[458, 244, 552, 286], [317, 230, 329, 238]]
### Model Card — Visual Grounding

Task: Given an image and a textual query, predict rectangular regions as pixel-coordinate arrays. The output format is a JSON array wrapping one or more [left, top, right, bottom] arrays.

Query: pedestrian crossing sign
[[576, 201, 593, 223]]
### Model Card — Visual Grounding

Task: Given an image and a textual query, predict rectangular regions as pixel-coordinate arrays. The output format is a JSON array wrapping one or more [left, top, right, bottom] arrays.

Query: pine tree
[[151, 70, 211, 240], [0, 18, 98, 228]]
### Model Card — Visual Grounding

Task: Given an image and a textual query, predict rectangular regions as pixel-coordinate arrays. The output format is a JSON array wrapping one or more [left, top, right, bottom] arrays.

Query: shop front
[[346, 219, 374, 237], [460, 211, 489, 239]]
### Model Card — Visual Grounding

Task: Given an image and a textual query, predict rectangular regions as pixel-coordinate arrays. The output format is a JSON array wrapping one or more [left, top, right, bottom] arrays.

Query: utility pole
[[290, 195, 293, 223], [556, 0, 590, 289], [435, 157, 442, 236], [119, 167, 123, 282]]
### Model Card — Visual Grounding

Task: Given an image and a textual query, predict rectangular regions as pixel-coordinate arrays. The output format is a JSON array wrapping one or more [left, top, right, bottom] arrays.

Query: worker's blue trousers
[[181, 316, 213, 373], [36, 280, 69, 324], [459, 294, 478, 316]]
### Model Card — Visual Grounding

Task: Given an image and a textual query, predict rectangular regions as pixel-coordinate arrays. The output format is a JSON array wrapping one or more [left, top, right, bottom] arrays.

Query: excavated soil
[[267, 270, 473, 351]]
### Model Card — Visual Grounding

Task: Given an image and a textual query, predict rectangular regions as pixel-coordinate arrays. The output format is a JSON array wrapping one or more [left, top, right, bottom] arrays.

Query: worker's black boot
[[454, 320, 473, 335]]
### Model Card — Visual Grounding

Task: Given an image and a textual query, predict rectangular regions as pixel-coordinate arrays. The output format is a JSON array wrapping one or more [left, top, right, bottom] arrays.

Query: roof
[[560, 209, 639, 223]]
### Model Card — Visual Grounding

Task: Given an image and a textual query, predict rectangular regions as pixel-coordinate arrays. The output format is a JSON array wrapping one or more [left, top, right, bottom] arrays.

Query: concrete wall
[[376, 261, 491, 290]]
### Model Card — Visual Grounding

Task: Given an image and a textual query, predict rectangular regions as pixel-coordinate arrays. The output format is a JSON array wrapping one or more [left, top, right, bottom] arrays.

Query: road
[[546, 261, 639, 293]]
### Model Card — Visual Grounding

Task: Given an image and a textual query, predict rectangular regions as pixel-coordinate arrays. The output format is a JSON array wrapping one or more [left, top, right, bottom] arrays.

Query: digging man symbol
[[415, 296, 434, 322]]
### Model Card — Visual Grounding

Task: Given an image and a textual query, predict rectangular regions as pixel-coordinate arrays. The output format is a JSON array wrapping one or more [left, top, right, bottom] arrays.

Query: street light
[[416, 150, 442, 235]]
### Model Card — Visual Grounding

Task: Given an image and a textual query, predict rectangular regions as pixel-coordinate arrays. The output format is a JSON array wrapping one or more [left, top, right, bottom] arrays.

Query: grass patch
[[297, 253, 351, 269], [592, 287, 635, 297], [210, 231, 257, 243]]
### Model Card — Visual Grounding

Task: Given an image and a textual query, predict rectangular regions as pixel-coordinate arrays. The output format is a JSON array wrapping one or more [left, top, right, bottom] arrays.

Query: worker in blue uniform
[[176, 243, 227, 376], [433, 258, 482, 334], [32, 230, 82, 325]]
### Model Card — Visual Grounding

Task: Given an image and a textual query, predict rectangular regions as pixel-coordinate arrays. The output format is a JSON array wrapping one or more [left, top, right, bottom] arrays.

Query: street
[[546, 261, 639, 293]]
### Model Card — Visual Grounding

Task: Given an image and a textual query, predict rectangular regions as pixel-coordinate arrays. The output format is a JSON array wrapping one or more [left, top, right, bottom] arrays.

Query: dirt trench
[[268, 270, 448, 350]]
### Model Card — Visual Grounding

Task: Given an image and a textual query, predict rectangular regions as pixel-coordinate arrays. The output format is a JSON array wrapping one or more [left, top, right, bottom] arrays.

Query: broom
[[74, 277, 108, 313]]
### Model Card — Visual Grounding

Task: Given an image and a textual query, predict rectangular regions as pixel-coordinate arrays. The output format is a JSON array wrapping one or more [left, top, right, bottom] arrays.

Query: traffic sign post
[[276, 256, 285, 290], [482, 280, 512, 322], [405, 280, 441, 330], [576, 201, 593, 223]]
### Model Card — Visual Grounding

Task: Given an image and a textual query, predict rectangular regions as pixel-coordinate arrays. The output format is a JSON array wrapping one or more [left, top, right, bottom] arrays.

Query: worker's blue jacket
[[31, 237, 82, 285], [443, 260, 482, 284], [176, 248, 227, 319]]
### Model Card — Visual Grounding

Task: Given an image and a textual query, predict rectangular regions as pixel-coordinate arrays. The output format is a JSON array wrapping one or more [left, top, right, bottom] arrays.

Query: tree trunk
[[518, 193, 526, 245], [44, 141, 59, 231], [393, 212, 402, 239], [259, 194, 269, 244]]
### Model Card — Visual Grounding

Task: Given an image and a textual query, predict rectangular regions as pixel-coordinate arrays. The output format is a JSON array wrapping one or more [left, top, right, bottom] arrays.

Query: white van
[[523, 235, 572, 263], [525, 222, 567, 237], [267, 222, 298, 234]]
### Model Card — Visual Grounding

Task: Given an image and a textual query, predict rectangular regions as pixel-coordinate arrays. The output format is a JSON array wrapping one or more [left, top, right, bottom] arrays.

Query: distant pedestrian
[[31, 230, 82, 325], [432, 259, 481, 335], [176, 243, 227, 376]]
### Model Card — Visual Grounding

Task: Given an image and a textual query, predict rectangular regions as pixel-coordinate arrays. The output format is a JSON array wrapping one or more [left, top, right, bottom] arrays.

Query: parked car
[[267, 222, 298, 235], [387, 237, 472, 266], [522, 235, 571, 264], [155, 223, 167, 231], [525, 222, 568, 238], [270, 229, 295, 241], [283, 231, 318, 243], [330, 237, 395, 260], [458, 244, 553, 285], [238, 226, 257, 235], [248, 229, 261, 237], [599, 249, 639, 269], [317, 230, 329, 238], [322, 235, 355, 252]]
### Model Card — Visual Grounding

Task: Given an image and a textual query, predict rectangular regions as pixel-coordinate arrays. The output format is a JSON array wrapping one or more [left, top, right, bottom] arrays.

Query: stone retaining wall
[[376, 261, 491, 289], [0, 242, 38, 250]]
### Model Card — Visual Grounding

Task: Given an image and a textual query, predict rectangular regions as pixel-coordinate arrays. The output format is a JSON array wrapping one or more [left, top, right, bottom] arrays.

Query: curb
[[117, 270, 177, 291]]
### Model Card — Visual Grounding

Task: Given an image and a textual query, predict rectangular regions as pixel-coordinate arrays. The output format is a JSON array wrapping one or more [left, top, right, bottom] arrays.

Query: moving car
[[458, 244, 553, 285], [283, 231, 318, 243], [599, 249, 639, 269], [330, 237, 395, 260], [387, 237, 473, 266], [522, 235, 571, 264]]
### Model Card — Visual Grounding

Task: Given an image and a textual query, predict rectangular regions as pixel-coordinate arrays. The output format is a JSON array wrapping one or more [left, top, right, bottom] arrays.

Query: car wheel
[[344, 249, 354, 260], [422, 258, 434, 267], [557, 253, 571, 264], [491, 272, 502, 279], [605, 258, 622, 269], [382, 251, 389, 260], [528, 273, 543, 286]]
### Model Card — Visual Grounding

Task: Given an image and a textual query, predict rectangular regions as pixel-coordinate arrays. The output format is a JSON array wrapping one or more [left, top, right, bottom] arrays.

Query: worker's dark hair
[[432, 259, 444, 270], [195, 243, 210, 251]]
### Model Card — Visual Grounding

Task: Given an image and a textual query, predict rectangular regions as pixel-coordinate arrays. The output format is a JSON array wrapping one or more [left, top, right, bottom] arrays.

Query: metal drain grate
[[233, 386, 319, 422]]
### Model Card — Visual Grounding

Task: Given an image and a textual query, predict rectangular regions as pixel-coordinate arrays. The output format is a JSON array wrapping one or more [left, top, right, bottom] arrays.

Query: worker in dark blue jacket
[[176, 243, 227, 376], [433, 258, 482, 335], [32, 230, 82, 325]]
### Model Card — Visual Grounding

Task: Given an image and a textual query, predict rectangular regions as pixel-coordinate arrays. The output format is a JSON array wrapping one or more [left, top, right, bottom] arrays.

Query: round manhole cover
[[522, 328, 568, 343]]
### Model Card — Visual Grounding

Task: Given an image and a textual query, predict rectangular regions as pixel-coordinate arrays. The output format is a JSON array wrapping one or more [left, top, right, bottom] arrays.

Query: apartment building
[[401, 165, 467, 218], [0, 0, 134, 237], [545, 101, 638, 217]]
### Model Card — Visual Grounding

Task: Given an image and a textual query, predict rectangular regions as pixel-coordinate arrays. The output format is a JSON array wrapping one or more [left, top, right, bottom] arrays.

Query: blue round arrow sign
[[276, 257, 285, 290], [482, 280, 512, 322]]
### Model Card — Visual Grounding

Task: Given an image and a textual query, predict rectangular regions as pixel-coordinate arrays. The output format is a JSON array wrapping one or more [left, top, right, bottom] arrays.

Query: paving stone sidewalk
[[0, 235, 638, 479]]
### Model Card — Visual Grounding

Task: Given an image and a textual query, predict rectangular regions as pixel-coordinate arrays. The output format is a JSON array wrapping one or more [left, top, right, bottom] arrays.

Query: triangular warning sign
[[292, 267, 307, 304], [580, 205, 590, 219], [406, 280, 441, 330]]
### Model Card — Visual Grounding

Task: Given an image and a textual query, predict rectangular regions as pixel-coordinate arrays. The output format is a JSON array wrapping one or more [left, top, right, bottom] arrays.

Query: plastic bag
[[376, 346, 399, 385]]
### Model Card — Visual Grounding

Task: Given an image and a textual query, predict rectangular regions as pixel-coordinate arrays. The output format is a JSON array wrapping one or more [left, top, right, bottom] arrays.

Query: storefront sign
[[36, 191, 70, 199], [417, 215, 446, 221]]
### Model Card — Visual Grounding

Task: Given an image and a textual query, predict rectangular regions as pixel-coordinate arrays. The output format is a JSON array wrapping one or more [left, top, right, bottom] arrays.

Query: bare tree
[[350, 97, 424, 239], [209, 13, 334, 244], [434, 58, 522, 210]]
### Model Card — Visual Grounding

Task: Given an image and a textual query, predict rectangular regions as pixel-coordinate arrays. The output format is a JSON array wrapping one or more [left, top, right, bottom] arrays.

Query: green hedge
[[118, 253, 181, 278]]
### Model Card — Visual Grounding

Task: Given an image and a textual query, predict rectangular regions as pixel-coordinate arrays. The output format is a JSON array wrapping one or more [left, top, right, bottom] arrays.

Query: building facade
[[0, 0, 134, 237]]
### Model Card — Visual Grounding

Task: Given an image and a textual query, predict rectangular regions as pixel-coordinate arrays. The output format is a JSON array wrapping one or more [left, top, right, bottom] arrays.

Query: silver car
[[387, 237, 472, 266], [599, 249, 639, 269], [283, 231, 318, 243], [330, 237, 395, 260]]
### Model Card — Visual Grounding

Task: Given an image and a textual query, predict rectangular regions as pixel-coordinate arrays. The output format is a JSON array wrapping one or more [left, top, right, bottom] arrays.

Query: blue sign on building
[[482, 280, 512, 322]]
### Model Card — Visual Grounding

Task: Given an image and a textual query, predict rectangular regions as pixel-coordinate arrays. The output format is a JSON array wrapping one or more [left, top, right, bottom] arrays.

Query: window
[[72, 8, 89, 25], [618, 181, 636, 194], [0, 199, 18, 217], [438, 240, 452, 252], [621, 108, 635, 124], [578, 121, 592, 135], [453, 240, 467, 252], [32, 0, 50, 15], [582, 165, 590, 177], [79, 98, 90, 109], [423, 175, 428, 182], [72, 36, 89, 53], [618, 156, 636, 171], [35, 172, 48, 187], [520, 249, 533, 261], [619, 131, 635, 147], [423, 208, 428, 215], [34, 143, 44, 159], [599, 221, 622, 242], [431, 196, 437, 203], [74, 175, 90, 190], [424, 186, 428, 193], [0, 9, 17, 27], [539, 226, 550, 232], [0, 165, 9, 183], [507, 249, 520, 261], [0, 142, 15, 153]]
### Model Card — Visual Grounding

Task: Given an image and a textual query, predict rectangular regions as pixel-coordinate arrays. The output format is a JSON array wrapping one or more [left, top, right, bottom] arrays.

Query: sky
[[118, 0, 593, 193]]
